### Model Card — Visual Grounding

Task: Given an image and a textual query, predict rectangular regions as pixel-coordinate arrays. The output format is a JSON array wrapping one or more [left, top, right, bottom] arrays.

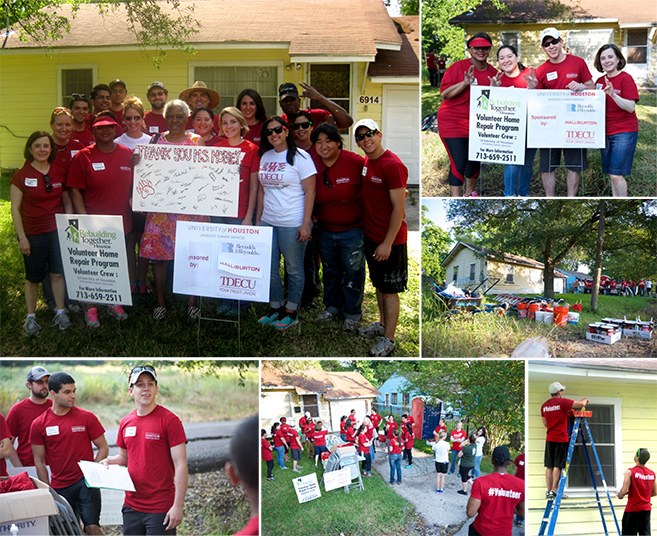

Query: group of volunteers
[[10, 77, 410, 357], [437, 26, 640, 197], [577, 277, 654, 297]]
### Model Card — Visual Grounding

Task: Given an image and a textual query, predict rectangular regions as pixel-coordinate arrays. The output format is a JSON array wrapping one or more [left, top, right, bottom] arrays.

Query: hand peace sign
[[464, 64, 476, 85], [488, 71, 503, 87], [523, 67, 538, 89]]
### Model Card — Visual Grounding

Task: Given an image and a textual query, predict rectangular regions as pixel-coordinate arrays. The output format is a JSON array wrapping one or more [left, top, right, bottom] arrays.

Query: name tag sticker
[[71, 150, 79, 157], [92, 162, 105, 171], [149, 126, 159, 133], [125, 426, 137, 437], [25, 178, 38, 187], [46, 426, 60, 436], [546, 71, 558, 81]]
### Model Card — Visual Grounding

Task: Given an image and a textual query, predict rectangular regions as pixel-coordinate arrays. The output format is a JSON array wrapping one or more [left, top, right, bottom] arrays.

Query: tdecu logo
[[567, 131, 595, 139], [65, 219, 80, 243]]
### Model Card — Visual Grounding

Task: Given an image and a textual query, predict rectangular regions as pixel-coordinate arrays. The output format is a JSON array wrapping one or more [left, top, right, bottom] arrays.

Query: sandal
[[152, 307, 167, 320]]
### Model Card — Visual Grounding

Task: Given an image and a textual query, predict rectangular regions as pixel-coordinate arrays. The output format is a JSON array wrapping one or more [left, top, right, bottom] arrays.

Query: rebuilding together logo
[[64, 218, 118, 246]]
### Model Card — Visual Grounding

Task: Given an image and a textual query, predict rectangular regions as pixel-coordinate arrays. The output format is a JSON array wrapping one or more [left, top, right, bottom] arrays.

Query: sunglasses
[[542, 38, 561, 48], [322, 168, 333, 189], [291, 121, 312, 130], [130, 365, 156, 376], [43, 174, 52, 193], [264, 125, 286, 136], [355, 129, 378, 142], [124, 115, 143, 122], [71, 93, 89, 101]]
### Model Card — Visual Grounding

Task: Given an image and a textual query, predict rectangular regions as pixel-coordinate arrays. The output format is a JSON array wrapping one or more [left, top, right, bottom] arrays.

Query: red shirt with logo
[[243, 121, 263, 147], [514, 454, 525, 480], [116, 405, 187, 513], [6, 398, 53, 466], [541, 396, 575, 442], [53, 139, 85, 173], [71, 125, 96, 147], [358, 432, 370, 454], [288, 428, 301, 450], [625, 466, 656, 512], [11, 162, 67, 235], [595, 71, 639, 135], [434, 424, 447, 436], [273, 429, 286, 447], [370, 413, 382, 428], [403, 428, 414, 449], [313, 429, 328, 447], [471, 472, 525, 536], [361, 150, 408, 245], [385, 421, 398, 439], [144, 112, 167, 135], [217, 139, 260, 219], [345, 427, 356, 444], [261, 437, 273, 461], [67, 144, 134, 233], [536, 54, 592, 90], [30, 406, 105, 488], [390, 437, 402, 455], [450, 429, 467, 451]]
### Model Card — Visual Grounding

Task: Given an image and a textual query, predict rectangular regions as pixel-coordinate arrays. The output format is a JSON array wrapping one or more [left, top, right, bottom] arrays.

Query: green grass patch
[[0, 175, 419, 357], [422, 80, 657, 197]]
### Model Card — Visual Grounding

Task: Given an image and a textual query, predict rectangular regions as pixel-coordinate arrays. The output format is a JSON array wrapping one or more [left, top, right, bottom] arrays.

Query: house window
[[384, 393, 390, 406], [505, 265, 515, 284], [499, 31, 520, 54], [301, 394, 320, 419], [310, 64, 351, 115], [61, 68, 93, 107], [453, 266, 459, 283], [391, 393, 398, 405], [469, 263, 476, 281], [626, 29, 648, 64], [566, 30, 613, 65], [193, 65, 279, 116], [403, 393, 410, 406], [567, 402, 620, 490]]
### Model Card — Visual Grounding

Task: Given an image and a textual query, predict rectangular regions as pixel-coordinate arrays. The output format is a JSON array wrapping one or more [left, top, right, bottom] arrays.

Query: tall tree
[[590, 200, 606, 311], [422, 204, 452, 281]]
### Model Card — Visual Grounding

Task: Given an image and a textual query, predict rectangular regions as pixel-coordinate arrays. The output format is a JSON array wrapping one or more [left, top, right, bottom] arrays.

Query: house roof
[[449, 0, 657, 26], [261, 369, 381, 400], [558, 269, 593, 281], [369, 16, 420, 78], [442, 241, 568, 278], [2, 0, 402, 58]]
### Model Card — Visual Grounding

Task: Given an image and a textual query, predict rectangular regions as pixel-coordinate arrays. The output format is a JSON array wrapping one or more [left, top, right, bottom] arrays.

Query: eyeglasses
[[291, 121, 312, 130], [322, 168, 333, 189], [355, 129, 378, 142], [264, 125, 286, 136], [43, 174, 52, 193], [542, 38, 561, 48]]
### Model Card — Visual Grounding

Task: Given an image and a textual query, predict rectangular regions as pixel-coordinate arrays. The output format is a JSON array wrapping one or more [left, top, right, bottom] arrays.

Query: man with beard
[[144, 81, 168, 135], [6, 366, 53, 467]]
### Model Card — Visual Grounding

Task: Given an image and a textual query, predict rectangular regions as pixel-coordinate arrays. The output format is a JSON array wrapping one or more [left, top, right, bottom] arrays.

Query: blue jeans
[[473, 455, 483, 478], [362, 452, 372, 474], [389, 452, 402, 483], [449, 448, 459, 473], [262, 222, 308, 310], [600, 131, 638, 176], [370, 442, 375, 461], [504, 147, 536, 196], [317, 227, 365, 320], [274, 446, 286, 469]]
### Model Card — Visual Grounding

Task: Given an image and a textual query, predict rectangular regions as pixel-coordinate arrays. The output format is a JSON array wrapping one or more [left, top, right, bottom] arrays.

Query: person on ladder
[[541, 381, 589, 499], [616, 448, 656, 536]]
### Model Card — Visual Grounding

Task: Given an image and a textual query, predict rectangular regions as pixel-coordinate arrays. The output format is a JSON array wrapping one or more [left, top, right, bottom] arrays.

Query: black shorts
[[55, 477, 101, 528], [544, 441, 569, 468], [460, 464, 473, 482], [435, 461, 448, 474], [622, 510, 651, 535], [440, 137, 481, 186], [539, 148, 588, 172], [22, 231, 64, 283], [468, 523, 483, 536], [364, 236, 407, 294], [291, 449, 301, 461], [122, 505, 176, 535], [131, 211, 147, 235]]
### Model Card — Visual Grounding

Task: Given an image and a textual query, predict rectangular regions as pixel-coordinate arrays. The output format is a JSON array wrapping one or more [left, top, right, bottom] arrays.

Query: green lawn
[[422, 80, 657, 197], [0, 175, 419, 357]]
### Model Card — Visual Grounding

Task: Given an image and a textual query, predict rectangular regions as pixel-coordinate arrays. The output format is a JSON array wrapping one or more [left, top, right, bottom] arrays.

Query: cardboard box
[[0, 476, 58, 535], [623, 329, 653, 340], [586, 331, 622, 345]]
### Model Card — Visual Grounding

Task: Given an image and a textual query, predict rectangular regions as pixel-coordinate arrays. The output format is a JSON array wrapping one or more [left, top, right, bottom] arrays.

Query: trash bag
[[510, 336, 551, 358]]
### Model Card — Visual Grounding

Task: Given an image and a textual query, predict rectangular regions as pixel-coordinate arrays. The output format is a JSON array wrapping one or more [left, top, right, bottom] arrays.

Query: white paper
[[324, 467, 352, 491], [293, 473, 321, 503], [78, 460, 136, 492]]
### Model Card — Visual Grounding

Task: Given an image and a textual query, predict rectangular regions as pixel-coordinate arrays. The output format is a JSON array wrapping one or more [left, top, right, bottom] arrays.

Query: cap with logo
[[540, 27, 561, 43], [128, 365, 158, 387], [148, 81, 167, 93], [278, 83, 299, 99], [27, 366, 50, 382], [353, 118, 380, 140]]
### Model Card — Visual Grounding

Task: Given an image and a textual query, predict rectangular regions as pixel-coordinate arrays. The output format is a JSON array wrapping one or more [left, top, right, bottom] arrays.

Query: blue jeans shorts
[[600, 131, 638, 176]]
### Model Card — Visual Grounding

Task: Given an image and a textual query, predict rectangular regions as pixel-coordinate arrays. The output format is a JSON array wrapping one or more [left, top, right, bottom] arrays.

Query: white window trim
[[56, 64, 98, 107], [505, 264, 515, 284], [470, 263, 476, 281], [385, 393, 390, 406], [564, 395, 623, 497], [301, 394, 321, 421], [624, 28, 650, 66]]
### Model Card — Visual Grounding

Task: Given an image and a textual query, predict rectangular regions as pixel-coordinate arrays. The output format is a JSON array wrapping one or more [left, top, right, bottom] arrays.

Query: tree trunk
[[591, 201, 607, 312], [544, 263, 555, 299]]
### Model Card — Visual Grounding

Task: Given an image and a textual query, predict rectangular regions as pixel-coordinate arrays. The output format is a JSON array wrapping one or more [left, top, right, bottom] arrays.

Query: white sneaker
[[343, 318, 360, 332], [316, 310, 335, 321], [51, 311, 72, 331], [358, 321, 385, 339], [368, 336, 396, 357], [24, 317, 41, 337]]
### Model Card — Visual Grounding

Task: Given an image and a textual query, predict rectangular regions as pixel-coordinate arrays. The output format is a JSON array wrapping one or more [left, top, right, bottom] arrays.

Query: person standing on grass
[[473, 426, 487, 479], [449, 421, 467, 474], [389, 428, 403, 485], [426, 49, 439, 87], [593, 44, 640, 197], [370, 408, 382, 448], [357, 424, 373, 477], [288, 425, 303, 473], [354, 119, 409, 357], [100, 365, 188, 535], [302, 418, 315, 459], [616, 448, 656, 536], [458, 435, 477, 495], [31, 372, 108, 535], [541, 381, 589, 499], [271, 422, 288, 470], [432, 430, 450, 493], [364, 416, 376, 461], [313, 421, 329, 468], [262, 428, 275, 481], [466, 446, 525, 536]]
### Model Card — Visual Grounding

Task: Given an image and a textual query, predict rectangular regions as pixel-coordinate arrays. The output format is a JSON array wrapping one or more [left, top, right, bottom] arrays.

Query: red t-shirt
[[626, 466, 656, 512], [361, 150, 407, 245], [357, 432, 370, 454], [29, 406, 105, 488], [217, 139, 260, 219], [11, 162, 67, 235], [514, 454, 525, 480], [0, 414, 10, 477], [243, 121, 263, 147], [261, 437, 273, 461], [366, 424, 375, 441], [6, 397, 53, 466], [500, 69, 531, 88], [438, 58, 499, 138], [426, 53, 437, 70], [471, 472, 525, 536], [234, 515, 259, 535], [144, 112, 167, 135], [305, 429, 315, 442], [385, 421, 398, 439], [403, 429, 414, 449], [302, 422, 314, 436], [312, 150, 364, 233], [390, 437, 402, 455], [345, 428, 356, 444], [595, 71, 639, 135], [67, 144, 134, 233], [273, 429, 286, 447], [434, 424, 447, 436], [116, 405, 187, 513], [541, 397, 575, 442], [536, 54, 592, 89], [370, 413, 382, 428], [53, 139, 85, 173], [340, 420, 347, 434], [450, 429, 467, 451], [288, 428, 301, 450], [313, 429, 328, 447], [71, 125, 96, 147]]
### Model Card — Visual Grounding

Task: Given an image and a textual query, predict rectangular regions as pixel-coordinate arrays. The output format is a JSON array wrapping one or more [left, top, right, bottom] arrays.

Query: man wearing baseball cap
[[354, 118, 408, 357], [529, 27, 595, 196], [101, 365, 188, 535], [278, 82, 353, 130], [466, 446, 525, 536], [144, 81, 169, 135], [6, 366, 53, 467], [617, 448, 656, 535], [541, 381, 589, 498]]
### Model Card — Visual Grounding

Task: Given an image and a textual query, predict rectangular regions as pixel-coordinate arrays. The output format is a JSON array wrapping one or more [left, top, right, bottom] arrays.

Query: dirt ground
[[552, 335, 656, 357]]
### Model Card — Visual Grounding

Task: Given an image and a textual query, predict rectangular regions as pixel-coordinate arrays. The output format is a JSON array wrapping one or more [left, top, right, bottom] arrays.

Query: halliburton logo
[[220, 276, 256, 289], [567, 131, 595, 139]]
